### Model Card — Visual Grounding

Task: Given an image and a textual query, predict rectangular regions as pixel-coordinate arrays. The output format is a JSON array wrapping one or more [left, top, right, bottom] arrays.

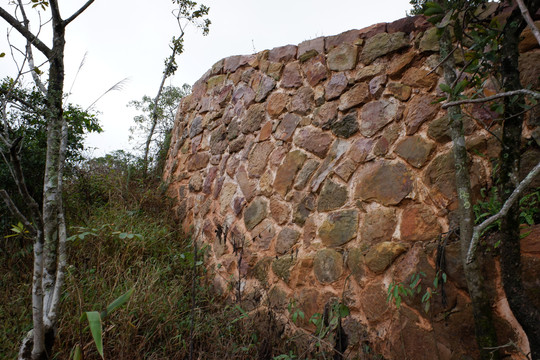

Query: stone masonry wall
[[163, 12, 540, 359]]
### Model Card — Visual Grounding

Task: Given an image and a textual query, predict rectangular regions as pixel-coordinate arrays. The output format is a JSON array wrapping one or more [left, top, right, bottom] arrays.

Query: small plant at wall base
[[387, 271, 447, 313]]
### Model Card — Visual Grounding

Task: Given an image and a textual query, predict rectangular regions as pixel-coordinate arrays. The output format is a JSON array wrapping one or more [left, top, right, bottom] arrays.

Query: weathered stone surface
[[402, 67, 438, 89], [401, 205, 441, 242], [289, 86, 314, 115], [298, 37, 325, 57], [268, 286, 288, 309], [187, 152, 210, 171], [259, 171, 274, 196], [252, 72, 276, 102], [347, 248, 365, 283], [424, 152, 457, 200], [369, 74, 387, 97], [210, 125, 228, 155], [281, 61, 303, 88], [272, 257, 296, 283], [207, 74, 227, 90], [327, 43, 358, 71], [241, 103, 266, 134], [310, 140, 350, 191], [189, 116, 203, 138], [270, 198, 290, 225], [275, 113, 301, 141], [202, 166, 218, 194], [267, 92, 289, 117], [314, 248, 343, 284], [229, 136, 246, 153], [388, 51, 416, 77], [223, 55, 252, 73], [325, 29, 362, 51], [313, 101, 338, 129], [325, 72, 348, 100], [251, 219, 275, 250], [318, 209, 359, 247], [244, 197, 268, 230], [274, 150, 307, 197], [387, 15, 421, 34], [275, 227, 301, 255], [318, 179, 348, 212], [259, 121, 273, 141], [293, 193, 316, 226], [360, 207, 397, 244], [331, 111, 359, 138], [303, 54, 327, 86], [233, 196, 246, 215], [359, 98, 402, 137], [248, 141, 274, 176], [384, 82, 411, 101], [232, 83, 255, 106], [361, 283, 390, 324], [404, 94, 439, 135], [189, 172, 203, 192], [293, 127, 333, 158], [419, 27, 439, 52], [361, 32, 409, 64], [355, 161, 413, 205], [365, 241, 407, 274], [219, 182, 237, 214], [334, 158, 358, 182], [355, 63, 384, 82], [236, 165, 256, 202], [349, 138, 374, 164], [268, 44, 297, 62], [251, 257, 273, 285], [394, 135, 435, 168], [339, 83, 370, 111], [294, 159, 320, 190]]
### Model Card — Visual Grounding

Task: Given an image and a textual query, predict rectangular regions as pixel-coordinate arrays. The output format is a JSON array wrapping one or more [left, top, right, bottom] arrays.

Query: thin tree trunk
[[499, 2, 540, 358], [439, 23, 499, 360]]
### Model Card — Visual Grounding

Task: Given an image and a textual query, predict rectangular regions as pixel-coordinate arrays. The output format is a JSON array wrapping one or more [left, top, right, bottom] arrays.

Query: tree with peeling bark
[[0, 1, 95, 359], [420, 0, 540, 358]]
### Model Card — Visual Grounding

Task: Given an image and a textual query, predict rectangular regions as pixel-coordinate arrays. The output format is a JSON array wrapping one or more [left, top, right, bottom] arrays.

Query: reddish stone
[[369, 74, 387, 97], [251, 219, 276, 251], [275, 113, 301, 141], [387, 16, 421, 34], [244, 197, 268, 230], [275, 227, 300, 255], [189, 172, 203, 192], [269, 145, 289, 168], [400, 204, 441, 242], [236, 165, 256, 202], [228, 136, 246, 153], [293, 127, 334, 158], [404, 94, 440, 135], [327, 43, 358, 71], [270, 198, 291, 225], [325, 72, 348, 100], [354, 160, 413, 206], [361, 283, 390, 324], [325, 29, 361, 51], [394, 135, 435, 168], [241, 103, 266, 134], [259, 121, 273, 141], [387, 51, 416, 77], [519, 21, 540, 52], [294, 159, 320, 190], [273, 150, 307, 197], [248, 141, 274, 177], [355, 63, 384, 82], [267, 92, 289, 118], [231, 83, 255, 106], [281, 61, 303, 88], [365, 241, 407, 274], [359, 98, 402, 137], [303, 216, 317, 247], [187, 152, 210, 171], [314, 248, 344, 284], [313, 101, 338, 129], [402, 67, 438, 89], [202, 166, 218, 194], [361, 207, 397, 244], [384, 82, 412, 101], [358, 23, 387, 39], [268, 44, 298, 62], [338, 83, 370, 111], [334, 158, 358, 182], [233, 196, 246, 215], [318, 209, 359, 247], [303, 54, 327, 87], [289, 86, 314, 115], [223, 55, 253, 73], [348, 138, 374, 164]]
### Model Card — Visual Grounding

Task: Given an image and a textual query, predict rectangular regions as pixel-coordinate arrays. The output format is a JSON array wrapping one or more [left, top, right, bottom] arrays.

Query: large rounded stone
[[354, 161, 413, 206], [318, 179, 348, 212], [359, 98, 402, 137], [360, 32, 409, 64], [314, 248, 344, 284], [267, 92, 289, 117], [347, 248, 365, 283], [244, 197, 268, 230], [338, 83, 370, 111], [318, 209, 359, 247], [394, 135, 435, 168], [365, 241, 407, 274], [331, 111, 359, 138], [272, 256, 296, 282], [327, 43, 358, 71], [273, 150, 307, 197], [293, 127, 333, 158], [248, 141, 274, 177], [275, 227, 301, 255], [404, 94, 439, 135], [325, 72, 348, 100], [241, 103, 266, 134], [400, 204, 441, 242]]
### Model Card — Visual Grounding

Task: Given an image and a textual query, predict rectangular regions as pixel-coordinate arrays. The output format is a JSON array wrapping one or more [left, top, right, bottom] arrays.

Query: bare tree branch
[[467, 160, 540, 263], [63, 0, 95, 26], [0, 189, 36, 234], [515, 0, 540, 46], [442, 89, 540, 108], [0, 6, 52, 57]]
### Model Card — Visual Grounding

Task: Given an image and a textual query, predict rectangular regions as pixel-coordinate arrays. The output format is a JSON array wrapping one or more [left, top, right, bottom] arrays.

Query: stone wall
[[163, 13, 540, 359]]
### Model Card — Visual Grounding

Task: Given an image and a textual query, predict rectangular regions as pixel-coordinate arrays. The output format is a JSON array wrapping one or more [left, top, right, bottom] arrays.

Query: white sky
[[1, 0, 412, 156]]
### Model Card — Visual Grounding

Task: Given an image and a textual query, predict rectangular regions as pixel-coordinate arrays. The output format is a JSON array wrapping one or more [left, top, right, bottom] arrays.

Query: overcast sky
[[1, 0, 412, 156]]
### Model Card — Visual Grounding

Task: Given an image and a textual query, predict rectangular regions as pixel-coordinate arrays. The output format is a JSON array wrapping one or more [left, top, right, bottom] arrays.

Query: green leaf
[[338, 303, 350, 318], [73, 345, 82, 360], [85, 311, 104, 358], [0, 52, 6, 58], [103, 288, 134, 318], [439, 83, 452, 94], [442, 273, 447, 283], [424, 301, 431, 313], [436, 9, 454, 28]]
